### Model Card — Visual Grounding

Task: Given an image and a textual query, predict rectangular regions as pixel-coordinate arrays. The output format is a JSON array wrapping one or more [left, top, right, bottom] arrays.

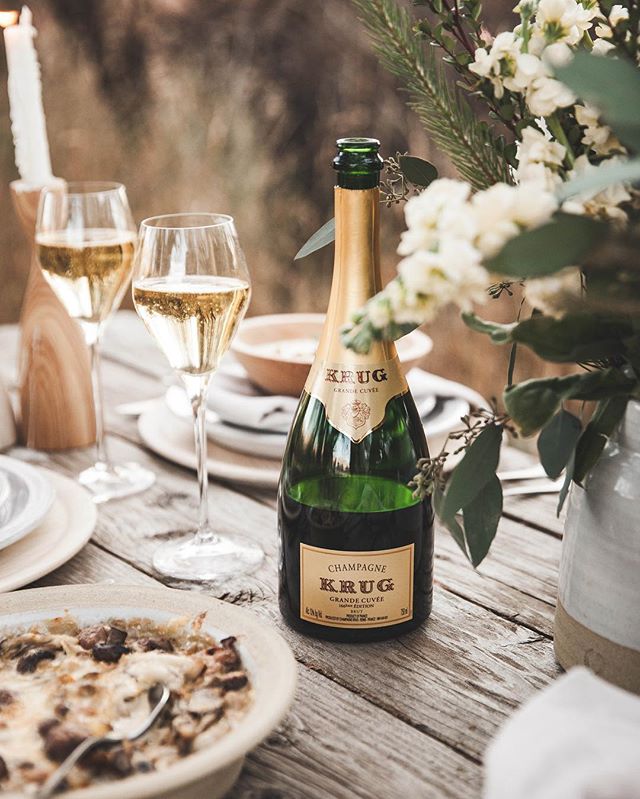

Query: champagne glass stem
[[183, 374, 216, 545], [88, 339, 110, 468]]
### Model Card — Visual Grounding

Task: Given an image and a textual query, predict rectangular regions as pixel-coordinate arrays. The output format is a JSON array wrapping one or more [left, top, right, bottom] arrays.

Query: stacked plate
[[138, 360, 486, 490], [0, 456, 97, 592]]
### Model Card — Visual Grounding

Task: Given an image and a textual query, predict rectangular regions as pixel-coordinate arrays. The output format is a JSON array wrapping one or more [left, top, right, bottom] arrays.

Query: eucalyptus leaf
[[537, 409, 582, 479], [294, 218, 335, 260], [440, 424, 503, 519], [504, 369, 637, 436], [461, 475, 503, 568], [511, 314, 633, 363], [398, 155, 438, 187], [486, 213, 605, 277], [573, 396, 628, 485], [433, 485, 467, 557], [557, 158, 640, 202], [557, 450, 575, 516], [462, 312, 515, 344], [555, 52, 640, 151]]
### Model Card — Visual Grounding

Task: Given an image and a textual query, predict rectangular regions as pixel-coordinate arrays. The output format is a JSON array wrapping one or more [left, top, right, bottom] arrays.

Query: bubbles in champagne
[[133, 275, 250, 374], [37, 229, 136, 325]]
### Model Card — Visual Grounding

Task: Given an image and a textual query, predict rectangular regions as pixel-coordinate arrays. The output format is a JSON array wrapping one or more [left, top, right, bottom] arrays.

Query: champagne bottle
[[278, 138, 434, 642]]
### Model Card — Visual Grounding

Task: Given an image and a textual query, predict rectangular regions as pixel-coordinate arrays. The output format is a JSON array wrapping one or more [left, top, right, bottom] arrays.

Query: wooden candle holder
[[11, 179, 96, 450]]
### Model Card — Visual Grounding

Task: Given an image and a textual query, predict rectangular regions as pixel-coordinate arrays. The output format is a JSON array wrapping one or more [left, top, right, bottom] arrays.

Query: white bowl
[[231, 313, 433, 397], [0, 584, 297, 799]]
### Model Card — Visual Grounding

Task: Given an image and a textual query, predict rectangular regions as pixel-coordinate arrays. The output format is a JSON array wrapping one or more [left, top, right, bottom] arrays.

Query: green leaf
[[433, 485, 467, 556], [572, 396, 628, 484], [557, 449, 575, 516], [504, 369, 637, 436], [461, 475, 503, 567], [462, 312, 515, 344], [555, 52, 640, 151], [440, 424, 503, 518], [399, 155, 438, 187], [511, 314, 633, 363], [537, 409, 582, 479], [486, 213, 606, 277], [294, 218, 335, 260], [557, 158, 640, 202]]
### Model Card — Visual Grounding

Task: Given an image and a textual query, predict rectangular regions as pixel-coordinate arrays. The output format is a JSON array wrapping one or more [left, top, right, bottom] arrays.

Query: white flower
[[471, 182, 557, 256], [503, 52, 544, 93], [365, 295, 392, 329], [397, 239, 488, 316], [525, 267, 583, 316], [470, 32, 522, 99], [525, 74, 575, 116], [471, 185, 522, 256], [592, 37, 616, 55], [609, 4, 629, 26], [562, 154, 631, 222], [516, 125, 566, 189], [398, 179, 474, 256], [574, 103, 624, 156], [534, 0, 598, 45]]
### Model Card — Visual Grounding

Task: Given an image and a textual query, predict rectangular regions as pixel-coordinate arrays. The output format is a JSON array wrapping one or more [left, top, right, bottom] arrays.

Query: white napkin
[[206, 364, 299, 432], [484, 667, 640, 799], [205, 364, 488, 434]]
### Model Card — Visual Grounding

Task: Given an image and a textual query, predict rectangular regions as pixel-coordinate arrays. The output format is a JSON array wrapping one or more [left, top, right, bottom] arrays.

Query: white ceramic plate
[[0, 455, 56, 552], [139, 400, 282, 487], [0, 584, 297, 799], [0, 469, 96, 592], [165, 385, 287, 460]]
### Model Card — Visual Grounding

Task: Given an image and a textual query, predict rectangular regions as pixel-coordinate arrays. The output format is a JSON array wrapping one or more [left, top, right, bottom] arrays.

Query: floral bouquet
[[302, 0, 640, 566]]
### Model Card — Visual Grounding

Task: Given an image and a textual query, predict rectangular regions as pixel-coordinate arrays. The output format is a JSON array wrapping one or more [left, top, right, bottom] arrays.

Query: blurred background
[[0, 0, 557, 401]]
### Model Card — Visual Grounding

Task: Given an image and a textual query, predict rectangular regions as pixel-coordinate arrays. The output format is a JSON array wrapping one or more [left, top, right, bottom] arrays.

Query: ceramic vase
[[555, 399, 640, 694]]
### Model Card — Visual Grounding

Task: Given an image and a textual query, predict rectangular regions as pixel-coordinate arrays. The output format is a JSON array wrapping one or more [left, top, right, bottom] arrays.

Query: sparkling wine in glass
[[132, 213, 263, 582], [36, 182, 155, 503]]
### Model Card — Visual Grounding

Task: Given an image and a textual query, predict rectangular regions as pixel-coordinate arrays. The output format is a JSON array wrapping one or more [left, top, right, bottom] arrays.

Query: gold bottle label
[[299, 542, 414, 628], [305, 356, 408, 443]]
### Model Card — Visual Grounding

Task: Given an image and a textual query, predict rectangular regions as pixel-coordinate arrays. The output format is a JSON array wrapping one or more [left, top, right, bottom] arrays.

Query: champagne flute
[[132, 213, 263, 582], [36, 182, 155, 503]]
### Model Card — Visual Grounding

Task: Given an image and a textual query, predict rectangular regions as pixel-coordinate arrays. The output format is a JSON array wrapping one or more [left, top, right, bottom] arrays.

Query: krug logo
[[324, 368, 388, 385], [319, 577, 395, 594]]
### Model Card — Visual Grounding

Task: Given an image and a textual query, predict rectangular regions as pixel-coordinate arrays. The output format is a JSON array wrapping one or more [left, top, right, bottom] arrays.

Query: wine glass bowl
[[36, 181, 155, 503], [133, 213, 263, 583]]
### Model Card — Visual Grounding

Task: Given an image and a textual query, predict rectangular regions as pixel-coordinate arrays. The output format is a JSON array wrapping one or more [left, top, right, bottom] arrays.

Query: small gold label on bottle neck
[[305, 355, 408, 443], [300, 543, 414, 628]]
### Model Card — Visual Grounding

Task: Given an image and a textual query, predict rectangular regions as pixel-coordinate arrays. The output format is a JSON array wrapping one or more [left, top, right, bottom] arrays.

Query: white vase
[[555, 400, 640, 693]]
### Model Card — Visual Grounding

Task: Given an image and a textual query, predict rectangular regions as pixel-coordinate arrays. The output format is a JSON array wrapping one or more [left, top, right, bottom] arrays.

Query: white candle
[[2, 6, 53, 185]]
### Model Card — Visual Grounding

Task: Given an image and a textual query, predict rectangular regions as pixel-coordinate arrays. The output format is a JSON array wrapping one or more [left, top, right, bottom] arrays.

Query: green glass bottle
[[278, 138, 434, 642]]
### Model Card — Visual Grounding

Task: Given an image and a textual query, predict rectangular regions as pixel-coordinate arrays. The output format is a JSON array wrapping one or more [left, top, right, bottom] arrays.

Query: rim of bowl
[[231, 313, 433, 361]]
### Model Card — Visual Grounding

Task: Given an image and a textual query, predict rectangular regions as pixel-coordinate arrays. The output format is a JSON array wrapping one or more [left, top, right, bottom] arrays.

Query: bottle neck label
[[305, 354, 408, 443]]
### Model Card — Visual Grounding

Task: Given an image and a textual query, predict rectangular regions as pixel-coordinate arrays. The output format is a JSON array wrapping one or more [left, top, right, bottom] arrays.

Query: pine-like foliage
[[353, 0, 510, 190]]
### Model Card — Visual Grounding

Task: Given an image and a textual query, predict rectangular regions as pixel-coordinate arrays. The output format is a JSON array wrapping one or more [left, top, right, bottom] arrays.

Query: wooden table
[[0, 313, 564, 799]]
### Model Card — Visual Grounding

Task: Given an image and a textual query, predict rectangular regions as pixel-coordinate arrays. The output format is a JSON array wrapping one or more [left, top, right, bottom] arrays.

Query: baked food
[[0, 614, 252, 794]]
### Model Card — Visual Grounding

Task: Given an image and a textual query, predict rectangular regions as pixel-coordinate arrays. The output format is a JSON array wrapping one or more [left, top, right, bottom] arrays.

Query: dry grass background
[[0, 0, 566, 400]]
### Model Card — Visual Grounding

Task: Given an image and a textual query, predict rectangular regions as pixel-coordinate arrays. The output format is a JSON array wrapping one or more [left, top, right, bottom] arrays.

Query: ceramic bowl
[[0, 584, 297, 799], [231, 312, 433, 396]]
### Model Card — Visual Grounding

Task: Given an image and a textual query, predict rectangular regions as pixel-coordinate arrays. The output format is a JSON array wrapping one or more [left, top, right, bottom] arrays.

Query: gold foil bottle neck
[[315, 187, 397, 366]]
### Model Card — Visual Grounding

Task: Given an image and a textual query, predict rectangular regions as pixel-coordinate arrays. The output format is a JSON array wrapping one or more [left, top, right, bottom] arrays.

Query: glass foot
[[79, 461, 156, 504], [152, 532, 264, 583]]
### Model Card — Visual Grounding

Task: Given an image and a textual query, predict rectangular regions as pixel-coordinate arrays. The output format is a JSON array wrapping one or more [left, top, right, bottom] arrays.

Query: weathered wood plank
[[230, 667, 479, 799]]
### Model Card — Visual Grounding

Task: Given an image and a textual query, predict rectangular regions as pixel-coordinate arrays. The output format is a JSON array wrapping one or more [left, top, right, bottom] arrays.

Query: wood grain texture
[[11, 182, 95, 450], [0, 314, 568, 798]]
